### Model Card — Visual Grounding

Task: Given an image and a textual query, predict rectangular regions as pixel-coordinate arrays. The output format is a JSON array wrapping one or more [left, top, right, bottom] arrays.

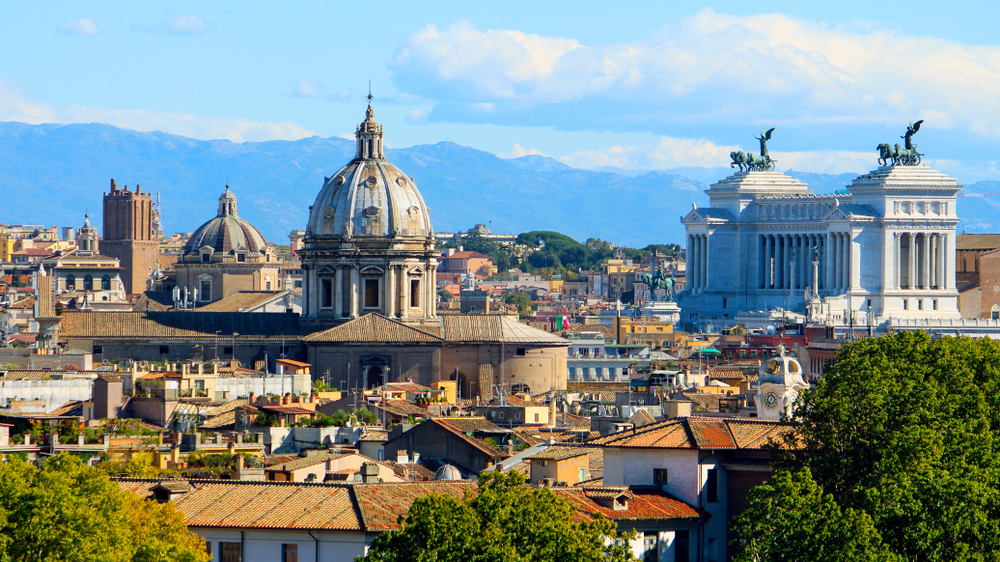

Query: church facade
[[678, 134, 962, 330]]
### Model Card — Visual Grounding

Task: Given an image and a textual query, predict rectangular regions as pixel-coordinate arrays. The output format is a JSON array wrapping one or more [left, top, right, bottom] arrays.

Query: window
[[410, 279, 420, 307], [579, 467, 587, 483], [722, 297, 727, 308], [65, 274, 76, 290], [993, 305, 1000, 320], [93, 345, 103, 355], [364, 278, 380, 308], [933, 299, 938, 311], [282, 544, 298, 562], [201, 253, 211, 263], [83, 275, 93, 291], [159, 346, 169, 355], [674, 531, 690, 562], [295, 280, 303, 288], [321, 278, 333, 308], [534, 413, 540, 423], [237, 253, 246, 263], [903, 299, 908, 310], [516, 348, 526, 356], [265, 281, 272, 290], [499, 411, 505, 419], [206, 542, 212, 557], [220, 542, 241, 562], [643, 533, 659, 562], [101, 275, 111, 290], [224, 346, 233, 355], [653, 468, 669, 485], [200, 279, 212, 301], [706, 468, 719, 502], [918, 299, 923, 310], [194, 379, 205, 390]]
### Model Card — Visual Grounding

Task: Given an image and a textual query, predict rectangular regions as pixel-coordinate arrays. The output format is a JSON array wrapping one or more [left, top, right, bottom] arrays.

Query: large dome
[[183, 186, 268, 254], [305, 104, 433, 239]]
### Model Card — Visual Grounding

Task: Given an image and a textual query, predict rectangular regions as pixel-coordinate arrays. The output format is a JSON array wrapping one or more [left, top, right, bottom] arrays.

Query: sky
[[2, 2, 999, 181]]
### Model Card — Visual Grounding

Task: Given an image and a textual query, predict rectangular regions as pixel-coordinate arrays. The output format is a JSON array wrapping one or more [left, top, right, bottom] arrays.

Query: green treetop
[[358, 471, 636, 562], [735, 331, 1000, 562]]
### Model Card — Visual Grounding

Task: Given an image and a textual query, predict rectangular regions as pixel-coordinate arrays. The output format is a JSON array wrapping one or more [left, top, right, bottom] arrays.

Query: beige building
[[101, 180, 160, 294], [527, 446, 592, 485], [173, 187, 283, 305]]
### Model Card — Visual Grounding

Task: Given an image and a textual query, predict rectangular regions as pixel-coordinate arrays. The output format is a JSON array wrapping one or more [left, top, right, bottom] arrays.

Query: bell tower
[[101, 179, 160, 294]]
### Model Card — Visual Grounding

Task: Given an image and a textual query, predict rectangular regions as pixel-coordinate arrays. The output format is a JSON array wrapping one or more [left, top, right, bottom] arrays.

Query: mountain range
[[0, 121, 996, 248]]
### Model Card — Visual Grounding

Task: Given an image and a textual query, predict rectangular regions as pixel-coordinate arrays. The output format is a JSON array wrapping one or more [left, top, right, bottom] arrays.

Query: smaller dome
[[184, 186, 268, 254], [433, 464, 463, 480]]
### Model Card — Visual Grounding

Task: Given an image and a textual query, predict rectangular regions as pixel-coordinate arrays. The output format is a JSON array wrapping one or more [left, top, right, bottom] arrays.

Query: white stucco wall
[[198, 529, 368, 562], [603, 448, 700, 506]]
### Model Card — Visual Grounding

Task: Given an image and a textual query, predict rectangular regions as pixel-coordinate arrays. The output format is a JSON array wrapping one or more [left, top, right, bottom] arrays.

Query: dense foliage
[[501, 291, 532, 314], [359, 471, 636, 562], [0, 454, 208, 562], [734, 332, 1000, 561], [443, 230, 679, 278]]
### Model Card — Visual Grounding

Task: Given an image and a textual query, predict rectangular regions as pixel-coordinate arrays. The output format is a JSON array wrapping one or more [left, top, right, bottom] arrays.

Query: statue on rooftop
[[641, 264, 675, 302], [730, 128, 777, 172], [879, 120, 924, 166]]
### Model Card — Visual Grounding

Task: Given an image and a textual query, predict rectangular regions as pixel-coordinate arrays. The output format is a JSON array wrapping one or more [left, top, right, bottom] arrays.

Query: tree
[[732, 468, 900, 562], [0, 454, 208, 562], [746, 332, 1000, 562], [358, 471, 635, 562], [501, 291, 532, 314], [437, 289, 454, 302]]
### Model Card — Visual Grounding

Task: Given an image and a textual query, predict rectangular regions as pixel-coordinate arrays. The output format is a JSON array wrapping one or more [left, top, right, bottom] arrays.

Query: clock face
[[764, 392, 779, 409]]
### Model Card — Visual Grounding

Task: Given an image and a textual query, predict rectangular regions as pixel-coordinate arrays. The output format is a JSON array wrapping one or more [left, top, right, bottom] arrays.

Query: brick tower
[[101, 179, 160, 294]]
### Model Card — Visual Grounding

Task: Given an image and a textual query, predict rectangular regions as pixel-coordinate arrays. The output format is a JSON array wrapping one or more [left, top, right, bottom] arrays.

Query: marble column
[[334, 266, 344, 318], [703, 234, 710, 291], [686, 235, 694, 292], [387, 264, 397, 317], [759, 235, 766, 289], [908, 233, 916, 291], [934, 232, 944, 289], [922, 233, 931, 290], [350, 267, 360, 318], [826, 233, 835, 292]]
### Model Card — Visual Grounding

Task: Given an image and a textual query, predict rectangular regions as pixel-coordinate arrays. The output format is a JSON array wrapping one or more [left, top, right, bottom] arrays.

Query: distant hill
[[0, 121, 994, 248]]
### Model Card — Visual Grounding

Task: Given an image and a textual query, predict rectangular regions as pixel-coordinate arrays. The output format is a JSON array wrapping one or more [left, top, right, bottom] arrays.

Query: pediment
[[824, 208, 850, 221], [681, 210, 706, 224]]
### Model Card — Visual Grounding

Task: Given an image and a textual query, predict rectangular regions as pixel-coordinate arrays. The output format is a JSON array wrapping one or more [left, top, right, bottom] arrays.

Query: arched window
[[101, 275, 111, 291], [992, 305, 999, 320], [65, 274, 75, 290], [83, 275, 93, 291]]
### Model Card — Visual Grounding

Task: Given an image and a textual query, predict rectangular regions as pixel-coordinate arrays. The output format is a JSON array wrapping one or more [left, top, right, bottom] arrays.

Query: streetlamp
[[214, 330, 222, 360]]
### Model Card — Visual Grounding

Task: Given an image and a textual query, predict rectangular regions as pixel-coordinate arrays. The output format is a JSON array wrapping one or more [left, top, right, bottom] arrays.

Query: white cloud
[[293, 79, 322, 98], [132, 15, 212, 36], [555, 136, 874, 175], [326, 89, 353, 103], [58, 18, 101, 37], [0, 76, 314, 143], [390, 11, 1000, 138], [404, 109, 428, 124], [497, 144, 548, 159]]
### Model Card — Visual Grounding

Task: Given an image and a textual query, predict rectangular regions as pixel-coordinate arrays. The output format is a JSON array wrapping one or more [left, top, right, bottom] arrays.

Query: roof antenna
[[367, 81, 373, 104]]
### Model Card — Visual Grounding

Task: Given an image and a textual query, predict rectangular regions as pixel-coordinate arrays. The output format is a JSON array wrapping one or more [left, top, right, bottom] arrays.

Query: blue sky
[[2, 2, 998, 180]]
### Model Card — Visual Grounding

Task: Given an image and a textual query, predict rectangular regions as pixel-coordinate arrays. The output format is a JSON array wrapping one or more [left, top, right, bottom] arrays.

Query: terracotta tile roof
[[526, 446, 593, 461], [304, 313, 443, 343], [257, 404, 316, 415], [265, 452, 347, 472], [956, 233, 1000, 250], [357, 429, 388, 443], [196, 291, 285, 312], [378, 460, 436, 481], [384, 381, 431, 393], [594, 417, 792, 451], [441, 315, 568, 344], [442, 251, 492, 260], [7, 297, 35, 310], [430, 417, 508, 457], [352, 482, 477, 531], [118, 480, 362, 530], [59, 311, 303, 340], [200, 411, 237, 429], [551, 486, 699, 521], [370, 399, 429, 418], [0, 370, 105, 381], [681, 393, 722, 411]]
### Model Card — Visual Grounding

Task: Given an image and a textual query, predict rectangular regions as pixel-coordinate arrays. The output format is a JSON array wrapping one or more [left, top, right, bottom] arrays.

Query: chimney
[[397, 451, 410, 464], [412, 451, 420, 464], [283, 393, 291, 405], [249, 392, 255, 404]]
